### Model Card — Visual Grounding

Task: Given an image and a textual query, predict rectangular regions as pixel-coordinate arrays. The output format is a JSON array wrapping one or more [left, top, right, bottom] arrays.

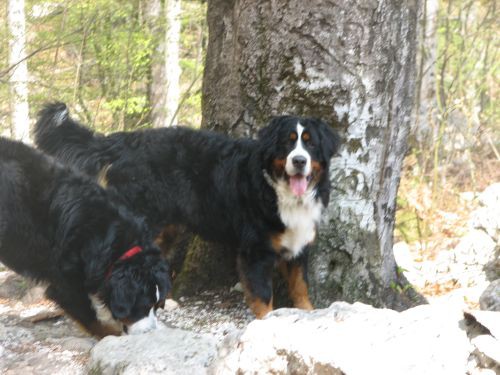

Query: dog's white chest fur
[[274, 181, 323, 259]]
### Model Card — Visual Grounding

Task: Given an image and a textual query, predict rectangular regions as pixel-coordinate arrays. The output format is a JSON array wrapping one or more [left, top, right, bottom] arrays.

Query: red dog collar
[[119, 246, 143, 260], [105, 246, 142, 280]]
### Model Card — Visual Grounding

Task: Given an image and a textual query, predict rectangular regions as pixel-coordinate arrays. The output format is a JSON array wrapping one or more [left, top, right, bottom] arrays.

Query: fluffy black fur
[[34, 103, 340, 317], [0, 137, 171, 337]]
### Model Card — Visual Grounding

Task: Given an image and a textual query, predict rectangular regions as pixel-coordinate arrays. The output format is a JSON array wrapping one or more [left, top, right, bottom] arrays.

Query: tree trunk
[[163, 0, 181, 126], [178, 0, 425, 310], [411, 0, 438, 148], [146, 0, 181, 128], [7, 0, 30, 142]]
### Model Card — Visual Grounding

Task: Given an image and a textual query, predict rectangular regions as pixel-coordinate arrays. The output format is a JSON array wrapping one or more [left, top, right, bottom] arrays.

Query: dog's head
[[103, 247, 171, 334], [259, 116, 340, 198]]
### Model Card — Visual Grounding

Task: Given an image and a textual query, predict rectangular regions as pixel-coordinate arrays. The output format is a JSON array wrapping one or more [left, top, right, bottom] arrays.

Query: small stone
[[453, 230, 496, 267], [470, 207, 500, 242], [21, 285, 48, 305], [484, 254, 500, 281], [163, 299, 179, 311], [230, 282, 244, 293], [459, 191, 476, 202], [478, 183, 500, 208], [479, 280, 500, 312], [20, 304, 63, 322]]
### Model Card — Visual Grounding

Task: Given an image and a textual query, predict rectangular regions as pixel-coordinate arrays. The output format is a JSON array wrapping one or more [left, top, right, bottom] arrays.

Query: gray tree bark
[[176, 0, 425, 310], [7, 0, 30, 142]]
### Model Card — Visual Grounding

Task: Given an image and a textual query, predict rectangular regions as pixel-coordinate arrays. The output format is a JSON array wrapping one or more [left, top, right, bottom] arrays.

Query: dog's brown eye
[[302, 132, 315, 147], [289, 132, 297, 141]]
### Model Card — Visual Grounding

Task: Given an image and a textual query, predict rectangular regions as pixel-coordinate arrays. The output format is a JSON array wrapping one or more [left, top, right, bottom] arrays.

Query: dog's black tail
[[34, 102, 116, 177]]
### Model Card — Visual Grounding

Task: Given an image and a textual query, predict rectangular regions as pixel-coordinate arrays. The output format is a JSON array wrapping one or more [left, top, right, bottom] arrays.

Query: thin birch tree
[[7, 0, 30, 142], [146, 0, 181, 128]]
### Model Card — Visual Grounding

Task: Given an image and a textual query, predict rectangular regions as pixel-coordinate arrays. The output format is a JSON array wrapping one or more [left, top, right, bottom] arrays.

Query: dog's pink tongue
[[289, 175, 308, 196]]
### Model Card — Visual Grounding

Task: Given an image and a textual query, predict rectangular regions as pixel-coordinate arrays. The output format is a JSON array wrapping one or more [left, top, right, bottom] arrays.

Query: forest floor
[[0, 227, 493, 375], [0, 271, 253, 374], [394, 156, 499, 309]]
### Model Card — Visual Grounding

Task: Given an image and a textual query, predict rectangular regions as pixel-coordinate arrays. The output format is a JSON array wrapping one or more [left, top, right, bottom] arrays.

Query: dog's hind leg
[[45, 284, 122, 338], [237, 251, 275, 319]]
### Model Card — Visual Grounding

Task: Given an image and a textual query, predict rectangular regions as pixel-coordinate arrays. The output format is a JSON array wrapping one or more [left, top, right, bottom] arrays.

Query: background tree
[[163, 0, 181, 126], [7, 0, 30, 142], [396, 0, 498, 247], [176, 0, 426, 310], [144, 0, 166, 128], [412, 0, 438, 147], [145, 0, 181, 128]]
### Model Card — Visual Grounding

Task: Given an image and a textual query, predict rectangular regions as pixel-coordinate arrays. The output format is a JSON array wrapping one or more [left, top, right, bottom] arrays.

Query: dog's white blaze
[[285, 123, 312, 176], [155, 284, 160, 302], [274, 180, 323, 259], [127, 307, 158, 335]]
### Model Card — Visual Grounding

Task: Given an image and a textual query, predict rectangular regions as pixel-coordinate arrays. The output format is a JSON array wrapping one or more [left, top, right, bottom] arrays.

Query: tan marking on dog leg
[[87, 320, 122, 338], [237, 257, 273, 319], [248, 296, 273, 319], [241, 279, 273, 318], [287, 265, 313, 311]]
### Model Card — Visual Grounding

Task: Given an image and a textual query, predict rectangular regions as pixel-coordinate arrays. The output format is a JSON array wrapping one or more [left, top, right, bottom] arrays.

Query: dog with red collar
[[0, 137, 171, 337]]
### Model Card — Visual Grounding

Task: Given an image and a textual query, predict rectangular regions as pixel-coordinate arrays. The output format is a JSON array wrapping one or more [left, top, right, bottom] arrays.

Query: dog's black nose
[[292, 156, 307, 168]]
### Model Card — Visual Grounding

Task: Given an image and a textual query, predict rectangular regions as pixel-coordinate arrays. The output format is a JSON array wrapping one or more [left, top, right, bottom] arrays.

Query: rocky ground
[[0, 273, 253, 374], [0, 184, 498, 374], [0, 271, 93, 374], [394, 183, 499, 311]]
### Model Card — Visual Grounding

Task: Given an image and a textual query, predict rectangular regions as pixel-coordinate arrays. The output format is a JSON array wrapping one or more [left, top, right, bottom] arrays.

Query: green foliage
[[390, 280, 415, 294], [0, 0, 207, 134], [396, 0, 498, 247], [436, 0, 498, 153], [395, 198, 422, 244]]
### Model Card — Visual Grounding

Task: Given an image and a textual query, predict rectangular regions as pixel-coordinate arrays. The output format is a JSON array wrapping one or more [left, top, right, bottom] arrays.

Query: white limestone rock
[[211, 302, 474, 375], [88, 324, 217, 375]]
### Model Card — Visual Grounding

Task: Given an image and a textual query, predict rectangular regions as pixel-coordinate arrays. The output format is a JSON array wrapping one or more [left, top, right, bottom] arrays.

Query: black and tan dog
[[35, 103, 340, 318], [0, 137, 171, 337]]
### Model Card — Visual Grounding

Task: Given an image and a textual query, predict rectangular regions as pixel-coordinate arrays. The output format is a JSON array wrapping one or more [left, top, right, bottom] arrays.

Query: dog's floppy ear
[[107, 270, 139, 320], [258, 116, 283, 142], [152, 258, 171, 302], [315, 119, 341, 161], [257, 117, 283, 164]]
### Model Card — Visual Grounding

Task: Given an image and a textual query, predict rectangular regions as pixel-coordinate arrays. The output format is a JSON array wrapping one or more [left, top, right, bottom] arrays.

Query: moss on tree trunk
[[172, 236, 237, 298]]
